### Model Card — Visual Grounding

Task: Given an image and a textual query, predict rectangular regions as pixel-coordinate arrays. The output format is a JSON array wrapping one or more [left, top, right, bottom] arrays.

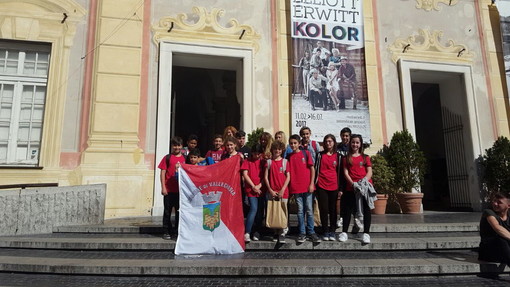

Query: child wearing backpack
[[299, 126, 321, 163], [287, 134, 320, 243], [264, 141, 290, 243], [158, 136, 186, 240]]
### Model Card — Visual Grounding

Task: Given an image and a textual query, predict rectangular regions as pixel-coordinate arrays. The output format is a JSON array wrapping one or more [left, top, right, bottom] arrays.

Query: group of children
[[158, 126, 374, 245]]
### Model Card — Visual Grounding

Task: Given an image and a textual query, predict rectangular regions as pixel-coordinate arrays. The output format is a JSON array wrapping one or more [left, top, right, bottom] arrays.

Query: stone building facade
[[0, 0, 508, 217]]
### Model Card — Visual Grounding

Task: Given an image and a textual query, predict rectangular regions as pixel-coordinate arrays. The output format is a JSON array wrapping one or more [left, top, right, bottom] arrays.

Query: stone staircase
[[0, 212, 507, 277]]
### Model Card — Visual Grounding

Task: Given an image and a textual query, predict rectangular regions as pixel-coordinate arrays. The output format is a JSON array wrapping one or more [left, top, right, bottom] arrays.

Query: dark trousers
[[163, 193, 179, 233], [309, 89, 325, 109], [316, 187, 339, 233], [338, 90, 346, 109], [479, 237, 510, 264], [340, 191, 371, 234]]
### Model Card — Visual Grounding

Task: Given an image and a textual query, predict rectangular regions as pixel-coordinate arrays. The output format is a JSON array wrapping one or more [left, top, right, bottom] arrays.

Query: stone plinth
[[0, 184, 106, 236]]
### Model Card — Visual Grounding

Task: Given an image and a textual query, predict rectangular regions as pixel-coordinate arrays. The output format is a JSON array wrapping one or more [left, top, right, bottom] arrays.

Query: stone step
[[52, 213, 481, 234], [0, 248, 506, 276], [53, 222, 479, 234], [0, 232, 480, 251]]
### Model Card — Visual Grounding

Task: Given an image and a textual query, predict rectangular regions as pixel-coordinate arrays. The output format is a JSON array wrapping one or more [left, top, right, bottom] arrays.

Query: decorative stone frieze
[[152, 6, 260, 52], [389, 29, 474, 63], [416, 0, 459, 11]]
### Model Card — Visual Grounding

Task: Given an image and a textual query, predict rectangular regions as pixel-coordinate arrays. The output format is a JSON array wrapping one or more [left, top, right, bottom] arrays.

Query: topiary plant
[[371, 154, 394, 195], [384, 130, 427, 193], [246, 127, 264, 148], [480, 136, 510, 198]]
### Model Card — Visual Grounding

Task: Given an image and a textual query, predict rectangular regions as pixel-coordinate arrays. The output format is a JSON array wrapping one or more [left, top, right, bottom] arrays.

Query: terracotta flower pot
[[395, 192, 423, 214], [372, 194, 388, 214]]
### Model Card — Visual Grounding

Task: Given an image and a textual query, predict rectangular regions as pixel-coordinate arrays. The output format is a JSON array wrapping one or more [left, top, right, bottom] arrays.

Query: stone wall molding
[[416, 0, 459, 11], [152, 6, 260, 52], [389, 29, 474, 63]]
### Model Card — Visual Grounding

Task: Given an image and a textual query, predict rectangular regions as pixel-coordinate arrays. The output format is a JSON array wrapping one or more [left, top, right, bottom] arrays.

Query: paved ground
[[0, 273, 509, 287]]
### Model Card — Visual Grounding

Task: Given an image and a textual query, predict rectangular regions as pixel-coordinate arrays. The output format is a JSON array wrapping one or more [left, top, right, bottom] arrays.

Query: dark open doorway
[[411, 83, 450, 210], [171, 66, 240, 155]]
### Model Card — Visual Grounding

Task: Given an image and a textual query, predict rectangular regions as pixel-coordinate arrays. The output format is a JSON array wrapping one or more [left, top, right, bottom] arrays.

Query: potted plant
[[246, 127, 264, 148], [370, 154, 394, 214], [480, 136, 510, 202], [383, 130, 427, 214]]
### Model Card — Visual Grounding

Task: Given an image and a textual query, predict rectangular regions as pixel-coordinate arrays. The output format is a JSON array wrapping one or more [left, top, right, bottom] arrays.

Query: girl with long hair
[[338, 134, 373, 244], [221, 136, 243, 162], [314, 134, 342, 241], [259, 132, 274, 160]]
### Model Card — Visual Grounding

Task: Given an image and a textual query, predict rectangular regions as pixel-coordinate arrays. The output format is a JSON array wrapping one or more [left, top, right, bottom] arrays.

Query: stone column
[[80, 0, 153, 218]]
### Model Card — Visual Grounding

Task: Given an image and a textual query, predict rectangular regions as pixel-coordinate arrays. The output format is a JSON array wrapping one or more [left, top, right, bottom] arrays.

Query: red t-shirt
[[158, 154, 186, 193], [317, 153, 339, 191], [287, 150, 314, 194], [241, 158, 264, 197], [221, 152, 243, 162], [206, 149, 224, 163], [266, 159, 290, 199], [343, 154, 372, 191]]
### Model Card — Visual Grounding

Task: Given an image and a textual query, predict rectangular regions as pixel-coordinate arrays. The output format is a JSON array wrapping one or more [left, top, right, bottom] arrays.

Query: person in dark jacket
[[479, 192, 510, 265]]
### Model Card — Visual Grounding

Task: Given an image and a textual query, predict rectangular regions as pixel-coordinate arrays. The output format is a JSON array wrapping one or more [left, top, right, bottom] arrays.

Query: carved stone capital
[[389, 29, 474, 63], [416, 0, 459, 11], [152, 6, 260, 52]]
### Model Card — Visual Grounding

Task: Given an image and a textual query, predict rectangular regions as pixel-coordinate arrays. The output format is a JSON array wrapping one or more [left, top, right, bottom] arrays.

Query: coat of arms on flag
[[175, 156, 245, 255], [202, 191, 221, 231]]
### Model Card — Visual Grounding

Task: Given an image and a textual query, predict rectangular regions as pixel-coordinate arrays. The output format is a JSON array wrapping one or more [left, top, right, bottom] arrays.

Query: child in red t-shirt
[[221, 136, 244, 162], [264, 141, 290, 243], [339, 134, 373, 244], [205, 134, 224, 163], [287, 134, 320, 243], [314, 134, 342, 241], [241, 144, 264, 242], [158, 136, 186, 240]]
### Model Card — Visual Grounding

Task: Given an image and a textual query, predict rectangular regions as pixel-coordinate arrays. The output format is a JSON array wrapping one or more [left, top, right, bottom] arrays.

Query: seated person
[[479, 192, 510, 265], [308, 69, 327, 111]]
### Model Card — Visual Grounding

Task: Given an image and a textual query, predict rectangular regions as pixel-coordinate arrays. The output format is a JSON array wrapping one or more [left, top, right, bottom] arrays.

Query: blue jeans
[[245, 196, 265, 234], [294, 192, 315, 235]]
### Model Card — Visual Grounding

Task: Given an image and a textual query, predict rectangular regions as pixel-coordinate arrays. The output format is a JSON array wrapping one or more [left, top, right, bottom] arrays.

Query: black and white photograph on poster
[[496, 0, 510, 100], [291, 0, 371, 142]]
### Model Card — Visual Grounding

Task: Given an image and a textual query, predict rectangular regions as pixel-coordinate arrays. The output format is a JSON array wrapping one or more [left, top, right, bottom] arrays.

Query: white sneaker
[[337, 218, 343, 229], [354, 217, 364, 232], [338, 232, 348, 242], [361, 233, 370, 244], [283, 227, 289, 236], [252, 232, 260, 241], [322, 234, 330, 241], [244, 233, 251, 242]]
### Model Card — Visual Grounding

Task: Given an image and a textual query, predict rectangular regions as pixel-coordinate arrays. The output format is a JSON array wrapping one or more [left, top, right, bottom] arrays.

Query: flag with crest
[[175, 156, 245, 255]]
